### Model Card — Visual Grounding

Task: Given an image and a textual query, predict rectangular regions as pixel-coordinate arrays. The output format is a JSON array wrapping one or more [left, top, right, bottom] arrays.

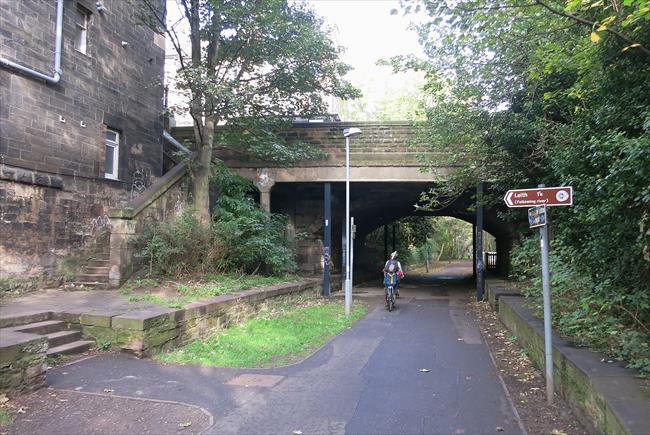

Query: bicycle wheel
[[388, 287, 394, 312]]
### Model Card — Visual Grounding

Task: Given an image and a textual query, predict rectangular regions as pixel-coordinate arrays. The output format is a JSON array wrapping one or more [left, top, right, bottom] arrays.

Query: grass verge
[[0, 408, 12, 427], [157, 294, 367, 367], [120, 274, 302, 308]]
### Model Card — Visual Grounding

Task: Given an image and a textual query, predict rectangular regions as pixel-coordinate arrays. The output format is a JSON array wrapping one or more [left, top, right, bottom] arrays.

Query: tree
[[141, 0, 359, 224], [394, 0, 650, 372]]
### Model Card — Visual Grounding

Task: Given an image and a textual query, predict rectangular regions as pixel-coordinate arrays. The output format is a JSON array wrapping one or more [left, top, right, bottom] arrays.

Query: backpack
[[386, 259, 398, 273]]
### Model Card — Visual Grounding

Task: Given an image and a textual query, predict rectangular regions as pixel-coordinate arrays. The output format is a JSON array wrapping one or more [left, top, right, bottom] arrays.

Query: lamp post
[[343, 127, 362, 316]]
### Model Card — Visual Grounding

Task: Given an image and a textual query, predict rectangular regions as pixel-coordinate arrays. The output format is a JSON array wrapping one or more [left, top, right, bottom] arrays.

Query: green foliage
[[0, 408, 13, 427], [157, 297, 367, 367], [212, 166, 297, 275], [512, 236, 650, 375], [98, 340, 112, 351], [400, 0, 650, 374], [135, 168, 297, 276], [136, 209, 215, 276], [365, 216, 481, 270]]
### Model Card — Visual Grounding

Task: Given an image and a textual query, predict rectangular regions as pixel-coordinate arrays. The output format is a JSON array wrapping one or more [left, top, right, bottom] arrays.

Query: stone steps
[[74, 273, 109, 283], [47, 340, 94, 357], [13, 320, 66, 335], [45, 330, 82, 347], [8, 319, 95, 359], [82, 266, 110, 274]]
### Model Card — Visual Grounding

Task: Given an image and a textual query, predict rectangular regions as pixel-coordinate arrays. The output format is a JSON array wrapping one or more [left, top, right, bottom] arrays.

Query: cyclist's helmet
[[390, 251, 398, 259]]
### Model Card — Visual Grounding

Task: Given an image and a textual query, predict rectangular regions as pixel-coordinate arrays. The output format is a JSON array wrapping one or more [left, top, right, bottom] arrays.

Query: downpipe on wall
[[0, 0, 64, 84]]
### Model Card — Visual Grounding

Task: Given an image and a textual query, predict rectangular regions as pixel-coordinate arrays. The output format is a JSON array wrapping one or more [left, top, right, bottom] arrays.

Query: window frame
[[104, 129, 120, 180], [74, 5, 91, 54]]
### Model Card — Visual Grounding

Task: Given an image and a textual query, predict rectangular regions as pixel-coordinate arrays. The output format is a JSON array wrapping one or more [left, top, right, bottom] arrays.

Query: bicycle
[[384, 272, 397, 312]]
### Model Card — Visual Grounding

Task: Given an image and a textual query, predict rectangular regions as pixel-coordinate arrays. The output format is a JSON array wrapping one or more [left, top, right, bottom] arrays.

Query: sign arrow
[[504, 186, 573, 208]]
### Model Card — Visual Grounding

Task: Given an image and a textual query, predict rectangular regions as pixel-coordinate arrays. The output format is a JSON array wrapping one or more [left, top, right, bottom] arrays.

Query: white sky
[[307, 0, 424, 74]]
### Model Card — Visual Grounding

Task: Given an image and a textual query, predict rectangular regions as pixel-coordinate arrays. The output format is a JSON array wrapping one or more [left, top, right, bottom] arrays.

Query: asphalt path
[[38, 267, 523, 434]]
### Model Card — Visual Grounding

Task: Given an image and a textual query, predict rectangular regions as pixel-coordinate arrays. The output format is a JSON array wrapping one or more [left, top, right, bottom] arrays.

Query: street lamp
[[343, 127, 361, 315]]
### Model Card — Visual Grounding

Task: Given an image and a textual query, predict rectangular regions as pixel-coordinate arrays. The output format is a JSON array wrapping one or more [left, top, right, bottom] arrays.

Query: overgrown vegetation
[[157, 293, 367, 367], [392, 0, 650, 374], [135, 167, 297, 277]]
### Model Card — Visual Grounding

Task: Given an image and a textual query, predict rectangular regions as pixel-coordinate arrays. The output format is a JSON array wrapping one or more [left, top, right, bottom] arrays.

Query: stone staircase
[[10, 320, 94, 358], [73, 231, 111, 288]]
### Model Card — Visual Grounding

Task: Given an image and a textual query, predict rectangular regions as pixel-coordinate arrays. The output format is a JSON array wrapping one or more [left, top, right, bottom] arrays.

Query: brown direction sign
[[504, 186, 573, 208]]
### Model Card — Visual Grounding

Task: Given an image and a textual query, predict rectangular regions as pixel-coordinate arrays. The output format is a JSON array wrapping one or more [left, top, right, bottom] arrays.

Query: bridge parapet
[[171, 122, 457, 183], [172, 122, 452, 167]]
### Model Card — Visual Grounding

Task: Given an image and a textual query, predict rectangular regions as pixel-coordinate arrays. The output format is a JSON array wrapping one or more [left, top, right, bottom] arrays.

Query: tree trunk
[[191, 117, 215, 226]]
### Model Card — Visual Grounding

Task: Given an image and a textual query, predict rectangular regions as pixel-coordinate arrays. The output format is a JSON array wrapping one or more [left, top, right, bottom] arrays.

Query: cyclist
[[383, 251, 404, 297]]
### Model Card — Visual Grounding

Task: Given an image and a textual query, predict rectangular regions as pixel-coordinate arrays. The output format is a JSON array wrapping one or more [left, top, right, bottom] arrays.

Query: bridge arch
[[172, 122, 517, 281]]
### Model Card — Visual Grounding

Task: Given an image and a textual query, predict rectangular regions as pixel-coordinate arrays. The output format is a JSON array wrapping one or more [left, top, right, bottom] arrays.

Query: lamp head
[[343, 127, 362, 138]]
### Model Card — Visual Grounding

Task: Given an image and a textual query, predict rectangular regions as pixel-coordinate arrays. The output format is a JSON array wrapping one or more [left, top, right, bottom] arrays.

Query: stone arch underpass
[[172, 122, 517, 288]]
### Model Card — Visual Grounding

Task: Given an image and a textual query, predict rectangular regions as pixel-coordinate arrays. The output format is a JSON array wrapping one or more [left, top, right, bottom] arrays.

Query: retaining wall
[[63, 279, 320, 356], [485, 279, 650, 435]]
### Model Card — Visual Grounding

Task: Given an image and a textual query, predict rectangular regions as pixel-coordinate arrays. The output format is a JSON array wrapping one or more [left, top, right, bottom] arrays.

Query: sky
[[307, 1, 424, 72], [307, 1, 427, 120], [165, 0, 427, 123]]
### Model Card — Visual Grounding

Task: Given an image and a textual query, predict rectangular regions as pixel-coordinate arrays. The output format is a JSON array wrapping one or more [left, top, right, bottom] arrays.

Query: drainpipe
[[163, 131, 192, 155], [0, 0, 64, 84]]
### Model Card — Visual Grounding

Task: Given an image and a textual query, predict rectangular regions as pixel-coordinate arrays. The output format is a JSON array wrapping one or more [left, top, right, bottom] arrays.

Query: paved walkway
[[8, 263, 523, 434], [0, 288, 158, 320]]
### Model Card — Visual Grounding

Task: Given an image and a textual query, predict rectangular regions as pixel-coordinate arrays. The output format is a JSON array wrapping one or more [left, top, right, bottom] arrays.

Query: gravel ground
[[0, 388, 212, 435], [470, 299, 590, 435]]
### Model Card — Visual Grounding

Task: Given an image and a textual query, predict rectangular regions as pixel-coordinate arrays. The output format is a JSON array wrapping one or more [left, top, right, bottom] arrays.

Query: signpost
[[505, 185, 574, 405], [504, 186, 572, 208]]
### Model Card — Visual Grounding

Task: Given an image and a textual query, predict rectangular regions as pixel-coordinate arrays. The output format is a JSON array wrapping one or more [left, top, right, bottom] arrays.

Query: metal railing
[[485, 252, 497, 270]]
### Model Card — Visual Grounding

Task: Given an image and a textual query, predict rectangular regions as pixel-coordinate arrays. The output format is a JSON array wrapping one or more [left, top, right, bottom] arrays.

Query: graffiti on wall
[[130, 167, 151, 200]]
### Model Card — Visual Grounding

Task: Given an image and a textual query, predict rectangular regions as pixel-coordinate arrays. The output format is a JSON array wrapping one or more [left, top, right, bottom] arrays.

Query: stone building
[[0, 0, 166, 281]]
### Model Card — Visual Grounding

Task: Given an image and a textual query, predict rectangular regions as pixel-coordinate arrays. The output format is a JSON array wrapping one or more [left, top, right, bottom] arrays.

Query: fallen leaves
[[178, 422, 192, 428], [419, 368, 430, 373]]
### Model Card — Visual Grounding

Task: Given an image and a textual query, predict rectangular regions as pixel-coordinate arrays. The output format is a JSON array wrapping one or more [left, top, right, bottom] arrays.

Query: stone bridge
[[172, 122, 514, 283]]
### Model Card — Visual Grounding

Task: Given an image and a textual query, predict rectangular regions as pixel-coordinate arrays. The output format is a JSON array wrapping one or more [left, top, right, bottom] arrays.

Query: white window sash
[[105, 130, 119, 180]]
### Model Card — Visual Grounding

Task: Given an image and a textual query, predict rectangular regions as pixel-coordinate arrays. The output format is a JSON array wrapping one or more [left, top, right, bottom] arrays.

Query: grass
[[121, 274, 302, 308], [0, 408, 12, 427], [157, 296, 368, 367]]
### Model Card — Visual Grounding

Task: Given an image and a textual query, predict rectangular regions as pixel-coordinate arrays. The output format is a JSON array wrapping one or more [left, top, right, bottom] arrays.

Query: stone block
[[0, 311, 51, 328], [80, 312, 119, 328], [112, 307, 177, 331]]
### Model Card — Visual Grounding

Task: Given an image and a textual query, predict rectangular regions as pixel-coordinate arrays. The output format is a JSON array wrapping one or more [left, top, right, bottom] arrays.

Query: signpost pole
[[476, 182, 484, 301], [350, 217, 355, 289], [323, 182, 331, 297], [537, 186, 554, 405]]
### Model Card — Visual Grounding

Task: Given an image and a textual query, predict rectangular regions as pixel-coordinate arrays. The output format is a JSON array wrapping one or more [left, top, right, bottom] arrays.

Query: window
[[105, 129, 119, 180], [74, 5, 91, 54]]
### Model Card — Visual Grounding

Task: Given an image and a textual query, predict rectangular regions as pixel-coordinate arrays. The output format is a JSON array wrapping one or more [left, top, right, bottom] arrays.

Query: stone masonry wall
[[0, 330, 48, 398], [172, 122, 444, 168], [0, 0, 166, 279]]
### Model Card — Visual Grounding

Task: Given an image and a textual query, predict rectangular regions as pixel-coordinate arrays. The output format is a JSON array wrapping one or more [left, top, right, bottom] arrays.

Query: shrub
[[510, 235, 650, 376], [134, 168, 297, 277]]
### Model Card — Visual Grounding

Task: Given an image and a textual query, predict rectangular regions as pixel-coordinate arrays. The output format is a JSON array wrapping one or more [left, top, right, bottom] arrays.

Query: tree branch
[[535, 0, 650, 58]]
